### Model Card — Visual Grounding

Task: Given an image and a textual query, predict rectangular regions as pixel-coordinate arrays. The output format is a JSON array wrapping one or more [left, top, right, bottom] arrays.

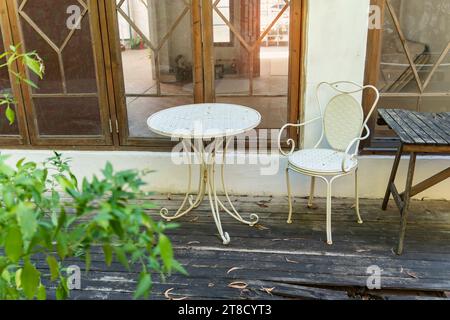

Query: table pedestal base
[[160, 139, 259, 245]]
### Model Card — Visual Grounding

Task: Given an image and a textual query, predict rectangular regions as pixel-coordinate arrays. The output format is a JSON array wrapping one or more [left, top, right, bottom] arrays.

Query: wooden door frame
[[362, 0, 385, 150], [289, 0, 307, 147], [5, 0, 113, 147], [0, 0, 30, 146]]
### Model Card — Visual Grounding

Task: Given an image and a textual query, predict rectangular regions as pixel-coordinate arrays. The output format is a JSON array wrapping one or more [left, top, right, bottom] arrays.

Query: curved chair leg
[[286, 168, 293, 224], [355, 169, 363, 224], [308, 177, 316, 208], [326, 179, 333, 245]]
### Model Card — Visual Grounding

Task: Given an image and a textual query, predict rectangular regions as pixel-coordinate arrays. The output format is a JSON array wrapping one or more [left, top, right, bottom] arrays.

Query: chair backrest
[[316, 81, 379, 152]]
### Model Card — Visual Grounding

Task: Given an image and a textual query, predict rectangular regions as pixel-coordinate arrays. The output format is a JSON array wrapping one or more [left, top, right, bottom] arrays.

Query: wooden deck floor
[[45, 195, 450, 300]]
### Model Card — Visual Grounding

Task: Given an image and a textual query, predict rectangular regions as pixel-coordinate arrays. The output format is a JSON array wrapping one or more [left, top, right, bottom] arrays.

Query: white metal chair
[[278, 81, 380, 245]]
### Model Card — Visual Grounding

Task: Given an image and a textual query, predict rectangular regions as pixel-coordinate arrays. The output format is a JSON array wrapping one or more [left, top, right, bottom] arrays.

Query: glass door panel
[[370, 0, 450, 142], [212, 0, 291, 132], [11, 0, 112, 145], [110, 0, 196, 142]]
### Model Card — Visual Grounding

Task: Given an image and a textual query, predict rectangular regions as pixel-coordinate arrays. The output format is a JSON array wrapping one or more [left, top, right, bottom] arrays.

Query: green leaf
[[94, 212, 112, 229], [56, 234, 68, 260], [158, 234, 174, 271], [21, 77, 38, 89], [5, 227, 23, 263], [56, 277, 69, 300], [114, 247, 130, 270], [5, 106, 15, 125], [103, 245, 113, 267], [56, 175, 75, 191], [24, 55, 42, 78], [0, 160, 15, 177], [16, 203, 38, 248], [21, 261, 40, 300], [134, 272, 152, 300], [103, 162, 113, 178], [3, 187, 15, 209], [37, 284, 46, 300], [172, 259, 188, 276], [0, 257, 8, 275], [46, 256, 59, 281], [85, 250, 91, 273], [15, 269, 22, 289], [2, 269, 11, 283]]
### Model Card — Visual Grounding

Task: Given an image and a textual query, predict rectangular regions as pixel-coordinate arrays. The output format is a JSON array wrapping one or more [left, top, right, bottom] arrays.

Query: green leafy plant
[[0, 44, 44, 125], [0, 153, 185, 300]]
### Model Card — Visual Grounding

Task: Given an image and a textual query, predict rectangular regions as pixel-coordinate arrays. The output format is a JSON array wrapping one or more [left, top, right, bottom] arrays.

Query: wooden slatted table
[[379, 109, 450, 255]]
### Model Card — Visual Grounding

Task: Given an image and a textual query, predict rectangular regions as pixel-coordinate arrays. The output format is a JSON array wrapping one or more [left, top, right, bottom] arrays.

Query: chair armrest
[[341, 124, 371, 173], [278, 117, 322, 156]]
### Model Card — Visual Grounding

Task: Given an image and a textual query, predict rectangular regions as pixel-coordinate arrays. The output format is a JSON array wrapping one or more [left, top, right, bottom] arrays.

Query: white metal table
[[147, 103, 262, 244]]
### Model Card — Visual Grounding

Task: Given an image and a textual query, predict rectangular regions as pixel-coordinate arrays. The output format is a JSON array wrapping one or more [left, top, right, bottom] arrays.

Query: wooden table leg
[[397, 152, 417, 255], [382, 145, 403, 210]]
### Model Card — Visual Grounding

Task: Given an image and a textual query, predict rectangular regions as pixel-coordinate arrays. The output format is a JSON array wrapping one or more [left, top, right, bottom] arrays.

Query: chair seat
[[288, 149, 358, 174]]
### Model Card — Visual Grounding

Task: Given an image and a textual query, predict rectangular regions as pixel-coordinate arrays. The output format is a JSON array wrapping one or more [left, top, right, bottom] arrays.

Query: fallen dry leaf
[[164, 288, 188, 301], [227, 267, 244, 274], [406, 271, 419, 279], [228, 282, 248, 290], [189, 216, 199, 223], [256, 201, 270, 208], [255, 224, 269, 231], [285, 257, 299, 264], [261, 287, 275, 295], [208, 283, 215, 288], [187, 241, 200, 245], [167, 193, 172, 200]]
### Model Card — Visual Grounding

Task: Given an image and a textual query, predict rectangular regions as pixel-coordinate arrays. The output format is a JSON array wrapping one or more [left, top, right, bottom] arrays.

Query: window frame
[[213, 0, 235, 47], [363, 0, 450, 153]]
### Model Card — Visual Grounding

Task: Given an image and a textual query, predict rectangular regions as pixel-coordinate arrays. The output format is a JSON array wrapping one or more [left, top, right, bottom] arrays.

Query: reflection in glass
[[116, 0, 194, 138], [18, 0, 104, 137], [373, 0, 450, 140], [127, 96, 194, 138], [213, 0, 290, 131]]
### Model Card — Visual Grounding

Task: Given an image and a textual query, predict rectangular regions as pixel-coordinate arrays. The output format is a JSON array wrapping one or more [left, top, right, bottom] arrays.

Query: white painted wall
[[303, 0, 371, 148], [2, 151, 449, 200], [3, 0, 450, 200]]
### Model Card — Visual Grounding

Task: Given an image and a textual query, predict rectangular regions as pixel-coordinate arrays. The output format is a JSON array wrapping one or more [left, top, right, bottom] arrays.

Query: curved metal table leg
[[216, 137, 259, 226], [160, 140, 204, 221], [207, 149, 231, 245], [160, 137, 259, 245]]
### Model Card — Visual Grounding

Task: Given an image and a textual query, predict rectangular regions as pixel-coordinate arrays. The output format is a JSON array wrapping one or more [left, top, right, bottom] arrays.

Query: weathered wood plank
[[395, 110, 436, 145], [379, 109, 415, 144], [32, 196, 450, 300], [413, 112, 450, 144]]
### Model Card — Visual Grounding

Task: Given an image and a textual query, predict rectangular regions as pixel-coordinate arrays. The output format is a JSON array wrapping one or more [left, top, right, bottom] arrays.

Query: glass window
[[366, 0, 450, 148], [213, 0, 232, 45]]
